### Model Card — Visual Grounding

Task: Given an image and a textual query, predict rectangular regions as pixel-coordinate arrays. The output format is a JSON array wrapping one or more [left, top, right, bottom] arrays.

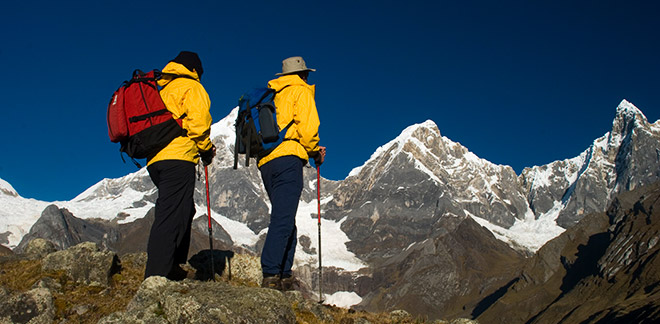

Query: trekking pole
[[316, 165, 323, 303], [204, 165, 216, 281]]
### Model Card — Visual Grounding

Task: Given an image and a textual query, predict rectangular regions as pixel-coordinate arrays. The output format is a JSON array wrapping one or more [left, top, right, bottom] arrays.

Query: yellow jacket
[[258, 74, 321, 167], [147, 62, 213, 166]]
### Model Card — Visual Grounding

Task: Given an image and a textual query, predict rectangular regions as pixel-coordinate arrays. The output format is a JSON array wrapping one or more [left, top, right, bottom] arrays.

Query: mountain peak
[[348, 120, 440, 177], [615, 99, 647, 122], [609, 99, 650, 146], [396, 119, 441, 143], [417, 119, 439, 129], [614, 99, 648, 128]]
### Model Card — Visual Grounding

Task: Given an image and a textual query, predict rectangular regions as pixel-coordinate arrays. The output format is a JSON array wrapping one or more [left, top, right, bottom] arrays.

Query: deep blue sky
[[1, 1, 658, 201]]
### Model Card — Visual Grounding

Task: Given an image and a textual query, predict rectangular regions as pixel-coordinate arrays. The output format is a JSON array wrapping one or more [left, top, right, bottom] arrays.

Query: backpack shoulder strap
[[160, 72, 200, 82], [275, 84, 291, 93], [270, 84, 298, 137]]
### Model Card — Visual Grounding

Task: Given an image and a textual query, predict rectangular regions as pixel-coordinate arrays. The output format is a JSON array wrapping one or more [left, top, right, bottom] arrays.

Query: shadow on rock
[[188, 249, 235, 281]]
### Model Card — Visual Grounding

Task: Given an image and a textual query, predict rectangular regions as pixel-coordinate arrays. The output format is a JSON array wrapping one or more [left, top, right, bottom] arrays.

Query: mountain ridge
[[2, 99, 657, 253], [1, 99, 659, 319]]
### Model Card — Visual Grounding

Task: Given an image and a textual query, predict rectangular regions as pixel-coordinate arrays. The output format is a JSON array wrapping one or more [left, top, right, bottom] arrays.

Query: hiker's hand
[[200, 145, 216, 166], [314, 146, 326, 166]]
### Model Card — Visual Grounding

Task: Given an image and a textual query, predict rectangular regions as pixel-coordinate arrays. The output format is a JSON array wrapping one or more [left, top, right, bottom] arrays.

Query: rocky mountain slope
[[476, 181, 660, 324]]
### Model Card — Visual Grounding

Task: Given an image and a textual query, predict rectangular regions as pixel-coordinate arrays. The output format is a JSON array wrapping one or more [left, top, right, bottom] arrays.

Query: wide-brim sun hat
[[276, 56, 316, 76]]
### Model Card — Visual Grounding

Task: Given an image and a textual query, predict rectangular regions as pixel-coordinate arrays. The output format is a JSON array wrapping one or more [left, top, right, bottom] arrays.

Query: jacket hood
[[158, 62, 200, 87], [268, 74, 315, 93]]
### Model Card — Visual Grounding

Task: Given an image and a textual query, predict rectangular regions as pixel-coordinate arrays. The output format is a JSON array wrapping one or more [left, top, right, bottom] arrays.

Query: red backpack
[[107, 70, 187, 165]]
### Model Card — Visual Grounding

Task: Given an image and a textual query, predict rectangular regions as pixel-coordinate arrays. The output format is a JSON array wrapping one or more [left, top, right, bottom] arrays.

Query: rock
[[99, 276, 297, 324], [352, 318, 373, 324], [41, 242, 120, 287], [0, 288, 55, 324], [389, 309, 412, 321], [450, 319, 480, 324], [70, 304, 91, 316], [226, 253, 261, 284], [23, 238, 57, 258], [31, 277, 62, 292], [285, 290, 334, 322]]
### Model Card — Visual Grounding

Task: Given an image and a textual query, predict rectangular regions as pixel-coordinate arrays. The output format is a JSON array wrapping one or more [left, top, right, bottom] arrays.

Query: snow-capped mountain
[[1, 99, 659, 316], [0, 178, 50, 247], [331, 100, 660, 256], [521, 100, 660, 229], [314, 99, 660, 318], [327, 117, 548, 255]]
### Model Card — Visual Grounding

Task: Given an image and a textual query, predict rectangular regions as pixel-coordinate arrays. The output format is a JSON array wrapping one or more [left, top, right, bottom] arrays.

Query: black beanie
[[171, 51, 204, 77]]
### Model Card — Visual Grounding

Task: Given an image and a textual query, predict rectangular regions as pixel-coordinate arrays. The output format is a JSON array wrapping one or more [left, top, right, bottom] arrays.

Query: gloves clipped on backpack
[[199, 145, 216, 166]]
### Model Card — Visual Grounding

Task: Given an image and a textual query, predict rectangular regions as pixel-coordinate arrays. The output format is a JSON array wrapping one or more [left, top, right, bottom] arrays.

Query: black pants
[[145, 160, 196, 279]]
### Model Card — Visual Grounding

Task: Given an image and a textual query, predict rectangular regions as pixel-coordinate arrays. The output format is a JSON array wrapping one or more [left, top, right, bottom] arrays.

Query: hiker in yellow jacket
[[144, 51, 216, 280], [260, 56, 326, 290]]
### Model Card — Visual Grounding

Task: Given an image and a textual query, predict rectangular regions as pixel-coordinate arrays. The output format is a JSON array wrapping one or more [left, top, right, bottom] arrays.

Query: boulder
[[0, 288, 55, 324], [23, 238, 57, 258], [41, 242, 120, 287], [99, 276, 297, 323]]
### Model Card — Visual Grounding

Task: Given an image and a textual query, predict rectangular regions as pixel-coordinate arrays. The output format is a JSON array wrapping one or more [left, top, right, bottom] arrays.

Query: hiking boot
[[167, 265, 188, 281], [261, 274, 282, 290], [280, 275, 296, 291]]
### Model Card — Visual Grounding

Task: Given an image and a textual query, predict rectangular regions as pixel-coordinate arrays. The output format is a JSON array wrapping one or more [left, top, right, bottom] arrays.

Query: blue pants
[[145, 160, 196, 279], [259, 156, 304, 277]]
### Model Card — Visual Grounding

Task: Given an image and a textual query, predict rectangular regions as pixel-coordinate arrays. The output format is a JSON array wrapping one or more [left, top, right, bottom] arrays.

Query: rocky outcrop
[[2, 238, 482, 324], [0, 287, 55, 324], [23, 238, 57, 258], [42, 242, 120, 287], [99, 276, 297, 324]]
